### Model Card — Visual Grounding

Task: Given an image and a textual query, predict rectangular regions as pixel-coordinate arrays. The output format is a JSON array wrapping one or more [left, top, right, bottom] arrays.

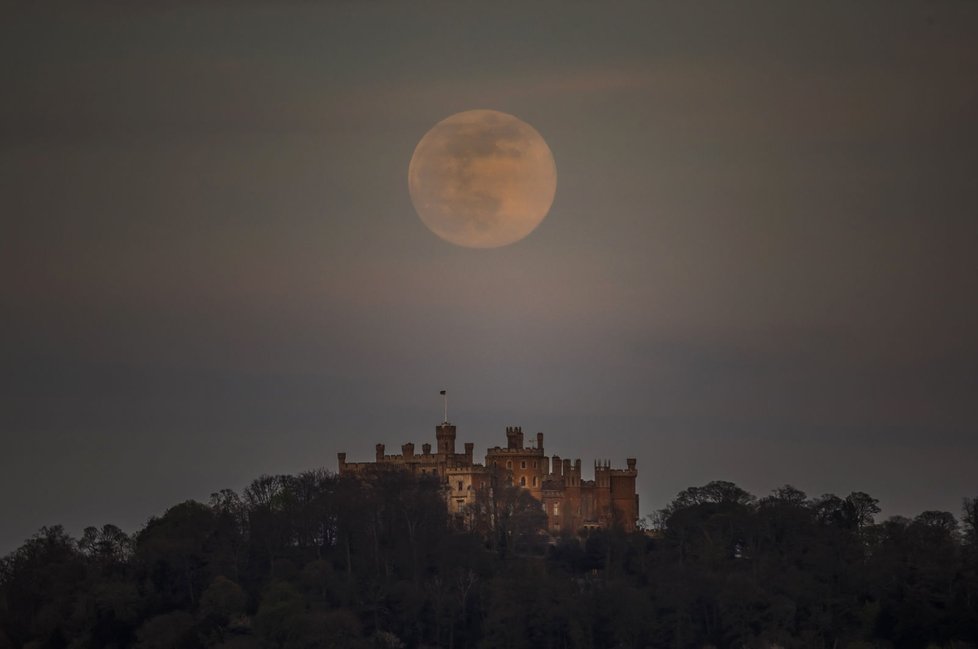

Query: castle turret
[[611, 459, 639, 531], [436, 423, 456, 455], [563, 458, 583, 530], [506, 426, 524, 449], [375, 444, 385, 462], [464, 442, 474, 464], [402, 443, 415, 458], [536, 432, 544, 450]]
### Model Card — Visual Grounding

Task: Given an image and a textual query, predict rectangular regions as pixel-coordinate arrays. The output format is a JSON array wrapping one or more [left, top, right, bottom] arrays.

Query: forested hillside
[[2, 471, 976, 649]]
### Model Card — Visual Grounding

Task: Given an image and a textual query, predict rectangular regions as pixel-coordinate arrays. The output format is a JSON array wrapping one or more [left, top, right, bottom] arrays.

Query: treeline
[[1, 471, 977, 649]]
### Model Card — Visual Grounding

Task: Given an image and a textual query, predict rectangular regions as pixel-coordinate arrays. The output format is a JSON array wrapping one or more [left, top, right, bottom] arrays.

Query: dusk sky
[[2, 1, 977, 554]]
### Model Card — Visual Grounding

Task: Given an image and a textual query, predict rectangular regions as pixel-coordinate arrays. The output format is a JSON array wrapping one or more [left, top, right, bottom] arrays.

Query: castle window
[[506, 461, 512, 469], [533, 461, 537, 468], [554, 503, 560, 516], [533, 477, 537, 487], [521, 461, 526, 469], [457, 481, 463, 492], [520, 476, 526, 486]]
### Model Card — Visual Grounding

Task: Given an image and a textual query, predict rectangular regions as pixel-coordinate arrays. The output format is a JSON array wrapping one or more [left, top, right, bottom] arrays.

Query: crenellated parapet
[[594, 458, 638, 477], [486, 427, 545, 456], [484, 446, 547, 456]]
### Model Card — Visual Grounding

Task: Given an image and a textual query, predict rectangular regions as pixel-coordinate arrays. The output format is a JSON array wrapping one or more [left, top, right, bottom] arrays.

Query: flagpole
[[440, 390, 448, 423]]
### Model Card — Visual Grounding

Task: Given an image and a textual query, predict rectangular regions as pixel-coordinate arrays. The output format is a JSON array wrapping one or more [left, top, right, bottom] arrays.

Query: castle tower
[[486, 426, 546, 499], [436, 423, 457, 456], [610, 458, 639, 531], [563, 459, 583, 531], [594, 460, 612, 525], [505, 426, 524, 450]]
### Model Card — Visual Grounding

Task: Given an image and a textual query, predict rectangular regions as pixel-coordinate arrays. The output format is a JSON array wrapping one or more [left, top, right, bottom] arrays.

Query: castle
[[338, 422, 639, 534]]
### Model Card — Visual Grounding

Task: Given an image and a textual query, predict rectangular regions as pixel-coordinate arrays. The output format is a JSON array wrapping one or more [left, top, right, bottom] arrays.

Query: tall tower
[[505, 426, 524, 449], [436, 422, 457, 456]]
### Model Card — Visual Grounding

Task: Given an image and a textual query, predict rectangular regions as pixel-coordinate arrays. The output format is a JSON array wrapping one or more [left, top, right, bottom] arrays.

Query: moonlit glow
[[408, 109, 557, 248]]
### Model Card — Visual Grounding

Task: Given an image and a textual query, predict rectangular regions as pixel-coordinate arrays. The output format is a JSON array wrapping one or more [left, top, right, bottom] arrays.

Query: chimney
[[562, 459, 571, 477], [627, 458, 637, 471], [536, 432, 544, 450], [375, 443, 385, 462]]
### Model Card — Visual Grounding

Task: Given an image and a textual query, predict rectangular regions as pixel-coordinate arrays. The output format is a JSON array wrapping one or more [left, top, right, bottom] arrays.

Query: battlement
[[358, 438, 475, 469], [594, 458, 638, 476], [549, 455, 583, 478], [485, 446, 546, 456]]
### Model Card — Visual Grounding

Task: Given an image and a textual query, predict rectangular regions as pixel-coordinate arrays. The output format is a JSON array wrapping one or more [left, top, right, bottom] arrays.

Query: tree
[[467, 466, 547, 557], [198, 576, 247, 641], [79, 524, 133, 568], [5, 465, 978, 648], [135, 500, 216, 610], [287, 469, 339, 560], [133, 611, 199, 649], [253, 581, 304, 649], [763, 484, 809, 506], [960, 497, 978, 639], [845, 492, 881, 529], [962, 497, 978, 548], [667, 480, 756, 511], [661, 481, 756, 568], [0, 526, 87, 648], [208, 489, 247, 583]]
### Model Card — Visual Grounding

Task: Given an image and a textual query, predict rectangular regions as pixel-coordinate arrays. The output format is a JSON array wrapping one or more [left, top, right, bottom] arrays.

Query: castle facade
[[337, 422, 639, 534]]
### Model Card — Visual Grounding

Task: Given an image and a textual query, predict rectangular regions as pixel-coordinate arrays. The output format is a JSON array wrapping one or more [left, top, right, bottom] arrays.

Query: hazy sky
[[2, 1, 977, 554]]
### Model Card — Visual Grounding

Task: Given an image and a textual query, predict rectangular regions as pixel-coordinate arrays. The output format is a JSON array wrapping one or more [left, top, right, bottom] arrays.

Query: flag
[[439, 390, 446, 395]]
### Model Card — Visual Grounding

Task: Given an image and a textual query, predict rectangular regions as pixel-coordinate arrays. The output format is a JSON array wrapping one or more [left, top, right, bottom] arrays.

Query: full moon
[[408, 109, 557, 248]]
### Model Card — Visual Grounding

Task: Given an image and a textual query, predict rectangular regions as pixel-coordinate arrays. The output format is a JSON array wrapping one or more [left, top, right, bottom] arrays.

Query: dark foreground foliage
[[2, 471, 977, 649]]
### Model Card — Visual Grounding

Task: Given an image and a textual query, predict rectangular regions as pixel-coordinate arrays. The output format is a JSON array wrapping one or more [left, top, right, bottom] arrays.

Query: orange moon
[[408, 110, 557, 248]]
